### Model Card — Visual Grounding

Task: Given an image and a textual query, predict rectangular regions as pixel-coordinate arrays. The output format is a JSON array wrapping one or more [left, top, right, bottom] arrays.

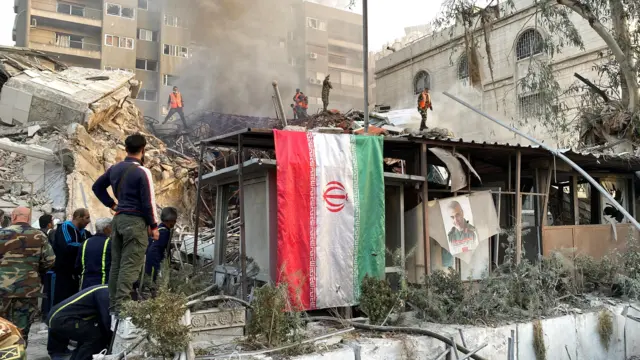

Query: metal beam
[[443, 92, 640, 232]]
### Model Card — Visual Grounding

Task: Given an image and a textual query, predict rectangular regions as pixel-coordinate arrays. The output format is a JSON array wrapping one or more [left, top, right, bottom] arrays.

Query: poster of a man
[[441, 197, 479, 255]]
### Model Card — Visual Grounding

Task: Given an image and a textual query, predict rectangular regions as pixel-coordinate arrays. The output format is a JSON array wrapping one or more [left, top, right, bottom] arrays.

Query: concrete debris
[[0, 49, 198, 224]]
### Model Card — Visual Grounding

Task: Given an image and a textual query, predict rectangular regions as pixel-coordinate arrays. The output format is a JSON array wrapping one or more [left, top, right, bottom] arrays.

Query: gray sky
[[0, 0, 444, 49]]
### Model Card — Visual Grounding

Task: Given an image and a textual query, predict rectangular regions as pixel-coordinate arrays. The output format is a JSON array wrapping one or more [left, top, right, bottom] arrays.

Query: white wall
[[375, 0, 608, 147]]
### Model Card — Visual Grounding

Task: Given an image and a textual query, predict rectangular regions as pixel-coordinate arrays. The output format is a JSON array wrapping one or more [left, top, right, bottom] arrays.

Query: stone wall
[[374, 0, 608, 147]]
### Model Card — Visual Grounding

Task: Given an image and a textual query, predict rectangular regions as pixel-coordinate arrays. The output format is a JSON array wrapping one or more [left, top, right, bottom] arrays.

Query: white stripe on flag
[[313, 133, 356, 308]]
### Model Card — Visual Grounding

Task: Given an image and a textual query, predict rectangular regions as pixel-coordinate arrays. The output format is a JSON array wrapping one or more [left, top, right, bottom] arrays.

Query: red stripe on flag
[[274, 130, 311, 310]]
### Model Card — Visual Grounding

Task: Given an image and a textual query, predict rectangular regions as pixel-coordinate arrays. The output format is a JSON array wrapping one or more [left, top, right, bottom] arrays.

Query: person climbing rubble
[[322, 75, 333, 112], [135, 207, 178, 297], [163, 86, 188, 129], [417, 87, 433, 131], [92, 134, 160, 315], [75, 218, 113, 290]]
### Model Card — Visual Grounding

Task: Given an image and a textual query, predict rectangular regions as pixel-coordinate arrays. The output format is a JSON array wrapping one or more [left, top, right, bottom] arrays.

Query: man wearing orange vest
[[298, 92, 309, 119], [163, 86, 188, 129], [417, 87, 433, 131]]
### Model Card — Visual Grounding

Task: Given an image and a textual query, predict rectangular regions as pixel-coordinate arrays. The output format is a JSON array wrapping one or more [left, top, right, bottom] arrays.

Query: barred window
[[518, 93, 543, 119], [413, 70, 431, 94], [516, 29, 543, 60], [457, 54, 469, 81]]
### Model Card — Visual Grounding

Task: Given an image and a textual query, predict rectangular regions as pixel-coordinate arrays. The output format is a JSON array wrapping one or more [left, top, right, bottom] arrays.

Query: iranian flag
[[274, 130, 386, 310]]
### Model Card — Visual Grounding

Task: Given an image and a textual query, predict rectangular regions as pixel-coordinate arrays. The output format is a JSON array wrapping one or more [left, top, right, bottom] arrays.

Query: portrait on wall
[[440, 196, 479, 255]]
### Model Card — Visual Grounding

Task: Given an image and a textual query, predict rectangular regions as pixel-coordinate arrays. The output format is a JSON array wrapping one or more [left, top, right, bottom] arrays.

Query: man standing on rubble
[[51, 208, 92, 306], [92, 134, 160, 314], [322, 75, 332, 112], [293, 88, 302, 117], [417, 87, 433, 131], [0, 206, 56, 345], [298, 92, 309, 119], [163, 86, 188, 129]]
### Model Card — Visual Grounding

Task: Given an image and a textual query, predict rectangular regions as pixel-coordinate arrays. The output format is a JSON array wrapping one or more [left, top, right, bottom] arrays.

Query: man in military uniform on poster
[[0, 206, 56, 345], [447, 201, 478, 252]]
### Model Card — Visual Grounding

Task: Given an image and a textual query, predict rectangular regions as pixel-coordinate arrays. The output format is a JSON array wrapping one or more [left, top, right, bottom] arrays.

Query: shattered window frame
[[105, 3, 135, 20], [136, 58, 158, 71], [57, 2, 85, 17], [164, 14, 185, 28], [138, 0, 148, 10], [179, 47, 189, 58], [138, 89, 158, 102], [163, 74, 178, 86]]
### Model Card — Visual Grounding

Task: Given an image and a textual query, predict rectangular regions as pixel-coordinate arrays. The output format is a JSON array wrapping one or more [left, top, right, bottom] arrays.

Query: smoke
[[173, 0, 302, 118]]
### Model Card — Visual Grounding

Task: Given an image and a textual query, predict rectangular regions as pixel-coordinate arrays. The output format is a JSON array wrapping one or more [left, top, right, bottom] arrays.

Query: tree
[[432, 0, 640, 148]]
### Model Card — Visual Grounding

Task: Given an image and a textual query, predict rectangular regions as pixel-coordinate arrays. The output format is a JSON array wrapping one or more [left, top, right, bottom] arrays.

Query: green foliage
[[359, 275, 399, 325], [533, 320, 546, 360], [121, 290, 190, 358], [598, 310, 613, 351], [247, 283, 303, 347]]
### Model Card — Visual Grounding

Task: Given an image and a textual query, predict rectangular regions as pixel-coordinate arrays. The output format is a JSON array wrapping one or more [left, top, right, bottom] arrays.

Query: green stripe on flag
[[354, 135, 386, 301]]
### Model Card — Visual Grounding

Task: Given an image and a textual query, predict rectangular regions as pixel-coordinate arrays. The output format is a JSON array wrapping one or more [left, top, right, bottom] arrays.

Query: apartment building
[[13, 0, 194, 121], [294, 1, 366, 114]]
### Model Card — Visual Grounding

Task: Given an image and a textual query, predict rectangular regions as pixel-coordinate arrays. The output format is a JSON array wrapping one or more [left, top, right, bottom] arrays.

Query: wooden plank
[[541, 167, 552, 227], [420, 143, 431, 276], [515, 151, 522, 264], [572, 175, 579, 225]]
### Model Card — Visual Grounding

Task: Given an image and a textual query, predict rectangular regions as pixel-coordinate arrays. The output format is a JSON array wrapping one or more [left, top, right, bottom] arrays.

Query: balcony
[[31, 1, 102, 28], [30, 39, 101, 59]]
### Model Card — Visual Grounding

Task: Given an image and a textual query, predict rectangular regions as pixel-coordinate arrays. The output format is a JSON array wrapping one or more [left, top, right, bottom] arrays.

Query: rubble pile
[[0, 47, 198, 223]]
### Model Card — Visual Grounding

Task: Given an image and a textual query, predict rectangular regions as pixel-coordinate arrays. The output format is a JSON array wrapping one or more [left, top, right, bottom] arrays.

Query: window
[[138, 28, 157, 42], [518, 93, 543, 119], [55, 33, 83, 49], [163, 74, 178, 86], [414, 70, 431, 94], [457, 55, 469, 81], [138, 0, 148, 10], [106, 3, 135, 19], [138, 89, 157, 102], [136, 59, 158, 71], [57, 3, 85, 16], [105, 34, 134, 50], [164, 44, 188, 57], [164, 14, 185, 27], [307, 17, 327, 31], [516, 29, 544, 60]]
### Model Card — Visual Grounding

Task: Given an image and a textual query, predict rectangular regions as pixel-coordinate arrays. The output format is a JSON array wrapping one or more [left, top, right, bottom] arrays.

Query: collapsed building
[[0, 46, 197, 226]]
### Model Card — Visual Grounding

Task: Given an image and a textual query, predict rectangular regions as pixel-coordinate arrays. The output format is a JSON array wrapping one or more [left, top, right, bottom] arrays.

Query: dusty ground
[[27, 322, 52, 360]]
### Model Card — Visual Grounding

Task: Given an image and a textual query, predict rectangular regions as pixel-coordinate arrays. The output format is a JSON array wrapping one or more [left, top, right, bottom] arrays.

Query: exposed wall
[[374, 0, 607, 147]]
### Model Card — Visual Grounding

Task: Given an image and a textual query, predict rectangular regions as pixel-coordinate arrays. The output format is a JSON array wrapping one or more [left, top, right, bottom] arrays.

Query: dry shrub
[[247, 283, 303, 347], [598, 310, 613, 351], [359, 275, 399, 325], [121, 289, 190, 357], [533, 320, 546, 360]]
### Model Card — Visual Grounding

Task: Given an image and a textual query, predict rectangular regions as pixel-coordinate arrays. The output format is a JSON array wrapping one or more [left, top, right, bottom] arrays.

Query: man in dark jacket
[[75, 218, 112, 290], [46, 285, 111, 360], [39, 214, 55, 244], [92, 134, 160, 314], [39, 214, 56, 320], [141, 207, 177, 295], [51, 209, 91, 306]]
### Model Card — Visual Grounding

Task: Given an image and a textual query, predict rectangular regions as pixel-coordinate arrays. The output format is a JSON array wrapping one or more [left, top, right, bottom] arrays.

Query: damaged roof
[[199, 128, 640, 173], [0, 45, 67, 81]]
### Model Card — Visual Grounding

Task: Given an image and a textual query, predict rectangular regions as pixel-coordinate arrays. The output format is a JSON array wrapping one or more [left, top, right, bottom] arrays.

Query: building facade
[[294, 1, 366, 114], [13, 0, 193, 121], [374, 0, 607, 147]]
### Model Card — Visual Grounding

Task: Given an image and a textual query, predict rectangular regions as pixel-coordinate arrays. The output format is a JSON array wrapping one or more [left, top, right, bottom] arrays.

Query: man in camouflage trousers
[[322, 75, 332, 112], [0, 206, 56, 345]]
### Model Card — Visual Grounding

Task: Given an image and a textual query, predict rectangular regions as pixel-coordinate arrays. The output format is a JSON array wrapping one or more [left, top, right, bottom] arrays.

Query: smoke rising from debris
[[172, 0, 302, 118]]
